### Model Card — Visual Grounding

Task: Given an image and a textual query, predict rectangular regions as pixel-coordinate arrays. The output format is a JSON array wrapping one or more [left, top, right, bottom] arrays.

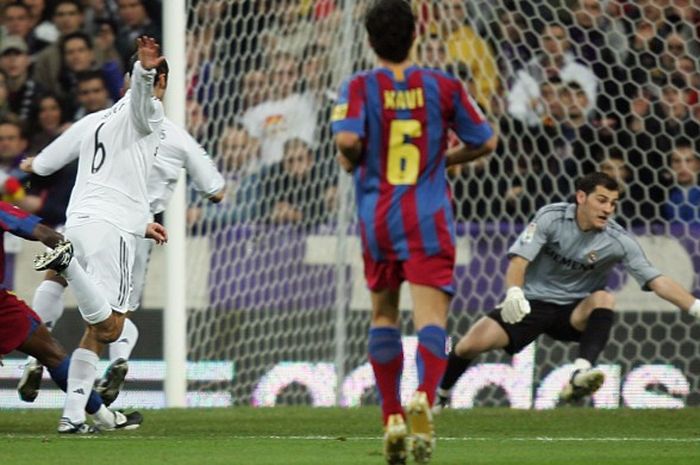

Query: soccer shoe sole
[[95, 359, 129, 407], [383, 414, 408, 465], [17, 364, 44, 402], [560, 369, 605, 402], [406, 391, 435, 464], [33, 241, 73, 272]]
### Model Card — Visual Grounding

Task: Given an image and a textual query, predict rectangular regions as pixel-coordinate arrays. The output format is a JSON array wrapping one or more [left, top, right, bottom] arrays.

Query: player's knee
[[590, 290, 615, 309], [454, 336, 484, 359], [93, 320, 122, 344]]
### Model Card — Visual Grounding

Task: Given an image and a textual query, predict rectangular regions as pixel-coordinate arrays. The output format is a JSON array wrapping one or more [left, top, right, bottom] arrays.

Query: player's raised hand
[[146, 222, 168, 245], [499, 286, 531, 324], [19, 157, 35, 173], [136, 36, 165, 71]]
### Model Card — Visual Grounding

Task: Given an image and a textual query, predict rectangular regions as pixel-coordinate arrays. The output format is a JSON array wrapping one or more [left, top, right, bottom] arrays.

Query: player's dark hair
[[127, 50, 170, 81], [364, 0, 415, 63], [575, 172, 620, 195]]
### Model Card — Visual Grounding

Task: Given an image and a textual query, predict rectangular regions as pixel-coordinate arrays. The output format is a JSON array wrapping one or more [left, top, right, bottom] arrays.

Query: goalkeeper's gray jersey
[[508, 203, 661, 305]]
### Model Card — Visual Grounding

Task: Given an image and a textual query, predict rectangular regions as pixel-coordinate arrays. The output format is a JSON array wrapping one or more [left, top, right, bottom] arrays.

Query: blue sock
[[48, 356, 103, 415]]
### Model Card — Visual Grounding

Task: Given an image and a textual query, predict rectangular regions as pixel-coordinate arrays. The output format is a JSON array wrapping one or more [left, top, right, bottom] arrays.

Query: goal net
[[183, 0, 700, 408]]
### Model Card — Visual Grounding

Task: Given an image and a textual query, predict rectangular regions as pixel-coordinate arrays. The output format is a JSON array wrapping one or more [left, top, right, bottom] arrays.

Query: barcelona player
[[0, 201, 142, 432], [331, 1, 497, 463]]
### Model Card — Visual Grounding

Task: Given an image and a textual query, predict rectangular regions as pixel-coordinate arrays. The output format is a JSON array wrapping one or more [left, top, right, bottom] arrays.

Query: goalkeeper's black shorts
[[487, 299, 584, 355]]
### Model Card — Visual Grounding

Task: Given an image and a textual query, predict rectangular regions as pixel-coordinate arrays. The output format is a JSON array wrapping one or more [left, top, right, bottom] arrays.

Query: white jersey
[[33, 61, 163, 236], [149, 118, 225, 215]]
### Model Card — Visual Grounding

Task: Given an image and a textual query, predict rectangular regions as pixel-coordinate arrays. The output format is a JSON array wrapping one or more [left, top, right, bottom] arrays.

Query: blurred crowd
[[0, 0, 698, 236]]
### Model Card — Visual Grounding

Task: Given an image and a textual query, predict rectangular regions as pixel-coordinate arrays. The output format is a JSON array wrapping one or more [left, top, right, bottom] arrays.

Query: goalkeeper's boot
[[406, 391, 435, 464], [560, 367, 605, 403], [94, 410, 143, 431], [383, 413, 408, 465], [34, 240, 73, 272], [431, 388, 451, 415], [17, 359, 44, 402], [57, 417, 99, 434], [95, 358, 128, 406]]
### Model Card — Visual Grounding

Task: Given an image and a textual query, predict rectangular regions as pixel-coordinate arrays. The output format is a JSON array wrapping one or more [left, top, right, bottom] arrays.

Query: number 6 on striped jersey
[[387, 119, 421, 185]]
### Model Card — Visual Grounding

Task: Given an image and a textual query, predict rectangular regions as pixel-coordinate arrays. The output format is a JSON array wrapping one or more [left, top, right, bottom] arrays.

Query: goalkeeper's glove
[[689, 299, 700, 320], [499, 286, 531, 324]]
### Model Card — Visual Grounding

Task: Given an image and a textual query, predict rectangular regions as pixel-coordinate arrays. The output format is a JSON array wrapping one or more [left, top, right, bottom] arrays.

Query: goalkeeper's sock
[[439, 349, 473, 392], [31, 280, 66, 331], [416, 325, 447, 406], [109, 318, 139, 362], [368, 326, 403, 425], [578, 308, 614, 365]]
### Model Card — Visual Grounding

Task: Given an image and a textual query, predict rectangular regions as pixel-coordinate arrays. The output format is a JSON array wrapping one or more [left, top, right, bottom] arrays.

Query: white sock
[[573, 358, 592, 372], [31, 280, 66, 330], [436, 387, 451, 397], [63, 348, 99, 424], [63, 259, 112, 325], [92, 405, 116, 428], [109, 319, 139, 362]]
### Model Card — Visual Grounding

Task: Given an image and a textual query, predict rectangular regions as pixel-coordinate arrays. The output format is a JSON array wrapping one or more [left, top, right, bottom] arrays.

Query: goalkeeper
[[434, 172, 700, 410]]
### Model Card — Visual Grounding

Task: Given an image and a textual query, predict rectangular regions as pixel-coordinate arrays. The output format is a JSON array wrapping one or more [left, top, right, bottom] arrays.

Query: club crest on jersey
[[521, 222, 537, 243], [587, 251, 598, 264]]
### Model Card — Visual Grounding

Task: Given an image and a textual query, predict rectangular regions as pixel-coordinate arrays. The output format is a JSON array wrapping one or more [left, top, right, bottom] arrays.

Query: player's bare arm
[[445, 133, 499, 168], [31, 223, 65, 249], [335, 132, 362, 171], [136, 36, 166, 71], [647, 276, 700, 318]]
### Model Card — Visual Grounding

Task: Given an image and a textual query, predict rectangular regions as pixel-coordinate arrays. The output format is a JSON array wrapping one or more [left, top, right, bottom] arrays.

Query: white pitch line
[[3, 435, 700, 443]]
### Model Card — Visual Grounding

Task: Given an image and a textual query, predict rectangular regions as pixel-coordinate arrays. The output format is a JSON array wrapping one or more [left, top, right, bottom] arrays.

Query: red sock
[[370, 353, 404, 425]]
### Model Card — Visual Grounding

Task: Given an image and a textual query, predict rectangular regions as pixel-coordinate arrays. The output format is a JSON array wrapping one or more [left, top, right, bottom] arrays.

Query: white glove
[[689, 299, 700, 320], [499, 287, 531, 324]]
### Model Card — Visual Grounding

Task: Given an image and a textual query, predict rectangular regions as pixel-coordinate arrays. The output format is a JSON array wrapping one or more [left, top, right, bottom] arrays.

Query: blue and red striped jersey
[[0, 201, 41, 283], [331, 66, 493, 261]]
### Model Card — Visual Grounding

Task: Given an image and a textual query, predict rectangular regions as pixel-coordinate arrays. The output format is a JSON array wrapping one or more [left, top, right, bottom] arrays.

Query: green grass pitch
[[1, 407, 699, 464]]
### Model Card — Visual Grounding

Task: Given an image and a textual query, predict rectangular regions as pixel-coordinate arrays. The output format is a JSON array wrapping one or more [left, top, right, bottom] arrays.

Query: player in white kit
[[26, 36, 168, 433], [18, 54, 226, 408]]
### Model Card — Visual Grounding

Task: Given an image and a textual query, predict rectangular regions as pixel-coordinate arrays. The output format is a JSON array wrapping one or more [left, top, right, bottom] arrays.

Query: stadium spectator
[[435, 0, 499, 112], [1, 1, 47, 54], [240, 52, 317, 167], [57, 32, 123, 103], [663, 139, 700, 224], [32, 0, 86, 98], [73, 70, 112, 119], [193, 123, 260, 226], [507, 23, 598, 126], [27, 93, 70, 155], [415, 34, 448, 69], [25, 0, 59, 45], [92, 18, 122, 67], [0, 36, 42, 121], [259, 138, 335, 226], [259, 0, 314, 62], [0, 116, 28, 178], [115, 0, 161, 65], [488, 8, 536, 86], [0, 71, 12, 119]]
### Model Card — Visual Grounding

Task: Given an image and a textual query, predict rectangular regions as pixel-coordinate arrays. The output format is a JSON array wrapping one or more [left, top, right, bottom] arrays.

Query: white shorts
[[65, 221, 137, 314], [128, 237, 154, 311]]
